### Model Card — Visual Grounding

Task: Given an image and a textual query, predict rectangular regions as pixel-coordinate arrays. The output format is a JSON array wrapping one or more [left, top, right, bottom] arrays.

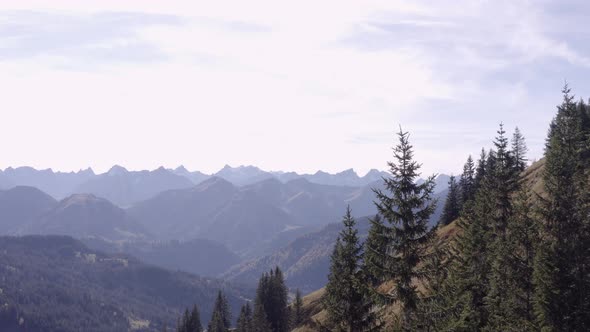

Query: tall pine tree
[[533, 84, 590, 331], [364, 214, 388, 287], [372, 128, 437, 328], [177, 305, 203, 332], [473, 148, 487, 191], [481, 124, 520, 330], [208, 291, 231, 332], [511, 126, 528, 172], [459, 155, 476, 205], [324, 206, 373, 331], [236, 303, 253, 332], [502, 188, 539, 331], [251, 268, 289, 332], [439, 175, 461, 226], [253, 274, 273, 332], [291, 289, 304, 328]]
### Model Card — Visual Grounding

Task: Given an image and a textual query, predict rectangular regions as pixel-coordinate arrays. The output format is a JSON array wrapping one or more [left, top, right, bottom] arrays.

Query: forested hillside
[[291, 86, 590, 331], [0, 236, 251, 332]]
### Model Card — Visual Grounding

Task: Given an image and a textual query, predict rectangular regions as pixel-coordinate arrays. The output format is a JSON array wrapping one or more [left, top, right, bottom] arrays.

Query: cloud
[[0, 11, 184, 66], [0, 1, 589, 175]]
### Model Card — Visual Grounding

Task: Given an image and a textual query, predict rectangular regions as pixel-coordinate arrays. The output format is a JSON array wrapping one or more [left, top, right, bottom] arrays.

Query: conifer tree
[[417, 241, 457, 331], [533, 84, 590, 331], [488, 123, 517, 233], [445, 195, 492, 330], [502, 188, 539, 331], [178, 309, 191, 332], [483, 124, 521, 330], [372, 128, 437, 328], [511, 126, 528, 172], [208, 291, 231, 332], [291, 289, 304, 328], [177, 305, 203, 332], [459, 155, 476, 205], [439, 175, 460, 226], [473, 148, 487, 191], [268, 267, 289, 332], [364, 214, 388, 287], [236, 303, 253, 332], [432, 125, 518, 330], [252, 292, 272, 332], [251, 268, 289, 332], [324, 206, 372, 331], [189, 305, 203, 332]]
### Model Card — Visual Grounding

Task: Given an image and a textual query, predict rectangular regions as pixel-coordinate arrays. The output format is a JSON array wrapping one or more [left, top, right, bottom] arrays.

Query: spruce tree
[[364, 214, 388, 287], [251, 268, 289, 332], [459, 155, 476, 205], [189, 305, 203, 332], [511, 126, 528, 172], [417, 240, 456, 331], [372, 128, 437, 328], [533, 84, 590, 331], [503, 188, 539, 331], [208, 291, 231, 332], [291, 289, 304, 328], [473, 148, 487, 191], [177, 305, 203, 332], [178, 309, 190, 332], [488, 123, 517, 233], [439, 175, 460, 226], [253, 292, 272, 332], [433, 125, 518, 330], [268, 267, 289, 332], [324, 206, 372, 331], [446, 195, 492, 330], [236, 303, 253, 332], [483, 124, 520, 330]]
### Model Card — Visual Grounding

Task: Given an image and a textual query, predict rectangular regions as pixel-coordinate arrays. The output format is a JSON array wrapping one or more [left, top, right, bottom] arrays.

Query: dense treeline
[[321, 85, 590, 331], [176, 266, 304, 332]]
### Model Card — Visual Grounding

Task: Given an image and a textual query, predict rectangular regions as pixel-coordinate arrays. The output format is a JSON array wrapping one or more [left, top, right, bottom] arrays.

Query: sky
[[0, 0, 589, 176]]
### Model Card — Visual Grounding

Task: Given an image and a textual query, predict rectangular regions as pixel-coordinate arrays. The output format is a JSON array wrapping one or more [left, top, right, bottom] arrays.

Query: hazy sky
[[1, 1, 589, 176]]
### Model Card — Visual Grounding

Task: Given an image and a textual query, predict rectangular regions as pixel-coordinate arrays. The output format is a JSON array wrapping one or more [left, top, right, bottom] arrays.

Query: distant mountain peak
[[365, 169, 383, 176], [219, 164, 262, 172], [61, 193, 101, 207], [77, 167, 95, 175], [336, 168, 358, 177], [154, 166, 167, 173], [194, 176, 234, 191], [107, 165, 128, 176], [175, 165, 188, 172]]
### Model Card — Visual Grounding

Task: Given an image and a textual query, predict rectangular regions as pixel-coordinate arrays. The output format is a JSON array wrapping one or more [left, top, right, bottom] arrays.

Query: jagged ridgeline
[[293, 85, 590, 331]]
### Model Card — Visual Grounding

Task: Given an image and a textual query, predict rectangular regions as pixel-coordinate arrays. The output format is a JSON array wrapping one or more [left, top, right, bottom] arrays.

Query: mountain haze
[[74, 165, 194, 207], [0, 166, 95, 199], [0, 186, 57, 234], [0, 235, 250, 332], [223, 187, 448, 293], [22, 194, 150, 241]]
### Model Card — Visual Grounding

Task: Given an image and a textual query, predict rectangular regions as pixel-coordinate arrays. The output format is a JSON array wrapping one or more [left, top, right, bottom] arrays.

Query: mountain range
[[0, 165, 398, 206], [0, 167, 449, 288], [127, 176, 387, 254], [74, 165, 195, 207]]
